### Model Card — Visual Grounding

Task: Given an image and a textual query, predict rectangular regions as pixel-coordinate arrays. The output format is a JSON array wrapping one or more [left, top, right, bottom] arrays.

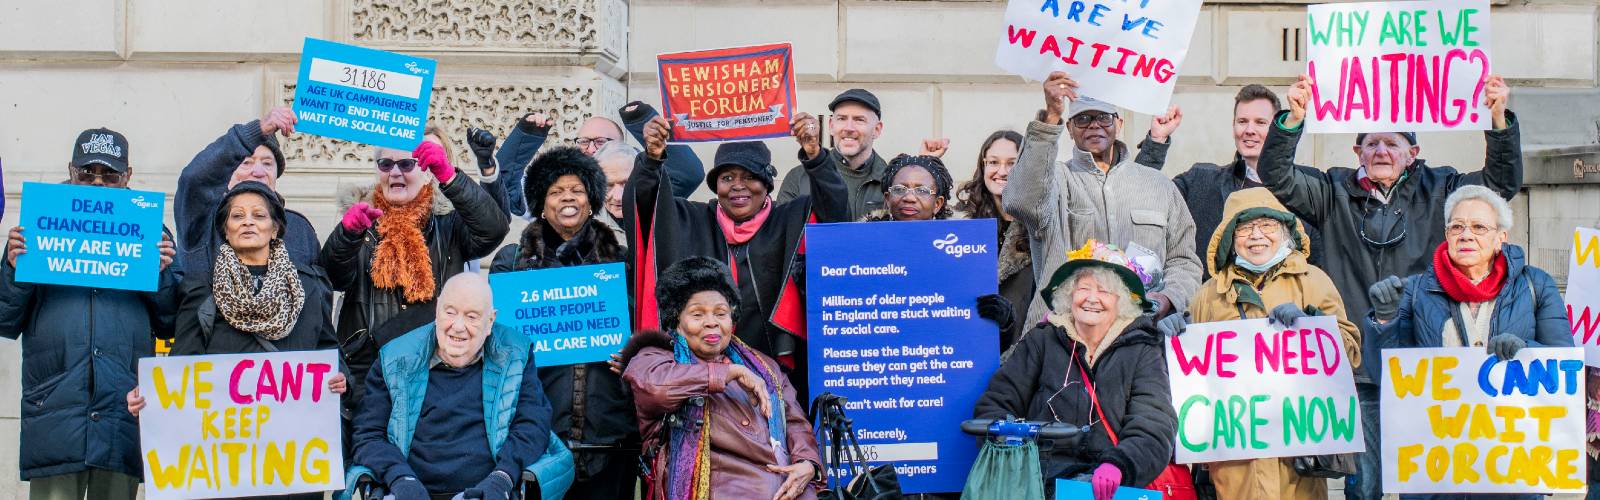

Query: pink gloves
[[341, 202, 384, 233], [413, 140, 455, 184], [1091, 463, 1122, 500]]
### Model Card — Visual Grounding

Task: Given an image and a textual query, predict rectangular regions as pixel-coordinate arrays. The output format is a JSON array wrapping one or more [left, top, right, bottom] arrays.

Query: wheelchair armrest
[[521, 431, 575, 500]]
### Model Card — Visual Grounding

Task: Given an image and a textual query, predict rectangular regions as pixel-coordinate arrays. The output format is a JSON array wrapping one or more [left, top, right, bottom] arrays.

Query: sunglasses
[[1070, 113, 1117, 128], [376, 158, 419, 173], [72, 165, 123, 184]]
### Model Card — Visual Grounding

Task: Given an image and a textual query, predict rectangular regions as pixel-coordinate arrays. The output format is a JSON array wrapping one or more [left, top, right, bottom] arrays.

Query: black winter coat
[[1259, 110, 1522, 383], [0, 233, 180, 480], [490, 219, 638, 479], [622, 149, 851, 361], [321, 173, 510, 406], [973, 317, 1176, 489], [170, 261, 338, 356]]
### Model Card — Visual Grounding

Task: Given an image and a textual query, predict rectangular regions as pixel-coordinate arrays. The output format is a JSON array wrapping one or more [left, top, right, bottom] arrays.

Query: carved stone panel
[[275, 81, 603, 170], [346, 0, 623, 58]]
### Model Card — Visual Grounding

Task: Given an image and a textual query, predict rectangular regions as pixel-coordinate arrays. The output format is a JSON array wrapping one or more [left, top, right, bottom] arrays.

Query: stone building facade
[[0, 0, 1596, 495]]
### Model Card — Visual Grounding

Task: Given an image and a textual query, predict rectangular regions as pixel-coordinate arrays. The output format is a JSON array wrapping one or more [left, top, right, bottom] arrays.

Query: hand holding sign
[[158, 234, 175, 271], [260, 106, 298, 137], [1042, 71, 1080, 125], [1285, 74, 1313, 129], [1484, 74, 1509, 129], [7, 226, 24, 267], [789, 112, 822, 161]]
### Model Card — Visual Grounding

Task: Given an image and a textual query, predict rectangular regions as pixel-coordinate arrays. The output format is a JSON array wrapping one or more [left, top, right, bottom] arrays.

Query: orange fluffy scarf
[[370, 186, 436, 302]]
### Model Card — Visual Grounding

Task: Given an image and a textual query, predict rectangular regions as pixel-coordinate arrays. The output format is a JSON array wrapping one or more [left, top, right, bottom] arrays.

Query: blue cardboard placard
[[15, 182, 165, 291], [1055, 479, 1162, 500], [805, 219, 1000, 494], [292, 37, 436, 150], [489, 263, 631, 367]]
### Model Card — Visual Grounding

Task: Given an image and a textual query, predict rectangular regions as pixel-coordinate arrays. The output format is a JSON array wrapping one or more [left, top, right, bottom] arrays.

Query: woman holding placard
[[127, 181, 345, 500], [488, 146, 638, 500], [1170, 187, 1359, 499], [973, 242, 1178, 499]]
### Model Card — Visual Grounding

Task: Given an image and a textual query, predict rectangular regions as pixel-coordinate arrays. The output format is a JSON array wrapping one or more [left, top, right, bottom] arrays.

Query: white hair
[[1443, 185, 1513, 231], [594, 141, 641, 167], [1051, 267, 1143, 324]]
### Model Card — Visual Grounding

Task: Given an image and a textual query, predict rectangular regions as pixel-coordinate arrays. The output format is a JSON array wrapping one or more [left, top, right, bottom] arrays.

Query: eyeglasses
[[1069, 113, 1117, 128], [887, 185, 936, 199], [1235, 220, 1283, 238], [72, 165, 123, 184], [982, 159, 1017, 169], [376, 158, 418, 173], [1446, 222, 1498, 236], [575, 137, 613, 149], [1359, 204, 1407, 249]]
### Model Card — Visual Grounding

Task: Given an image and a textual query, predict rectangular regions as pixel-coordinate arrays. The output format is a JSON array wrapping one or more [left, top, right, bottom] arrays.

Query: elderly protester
[[1266, 74, 1519, 499], [1165, 187, 1359, 499], [176, 106, 321, 276], [321, 140, 510, 409], [1003, 71, 1199, 327], [626, 114, 850, 384], [489, 146, 637, 500], [973, 242, 1177, 500], [621, 257, 822, 500], [128, 181, 345, 500], [1372, 184, 1569, 358], [350, 273, 560, 500]]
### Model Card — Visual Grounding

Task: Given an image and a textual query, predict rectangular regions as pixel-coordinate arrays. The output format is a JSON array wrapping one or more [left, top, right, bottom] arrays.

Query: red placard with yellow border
[[657, 43, 796, 143]]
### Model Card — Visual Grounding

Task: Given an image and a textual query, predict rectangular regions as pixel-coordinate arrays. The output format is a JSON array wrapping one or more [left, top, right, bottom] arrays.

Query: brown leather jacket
[[622, 330, 822, 499]]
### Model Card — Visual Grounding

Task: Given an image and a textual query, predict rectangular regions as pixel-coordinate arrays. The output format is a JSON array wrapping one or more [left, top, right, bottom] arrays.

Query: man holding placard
[[0, 128, 179, 500], [1264, 35, 1518, 499]]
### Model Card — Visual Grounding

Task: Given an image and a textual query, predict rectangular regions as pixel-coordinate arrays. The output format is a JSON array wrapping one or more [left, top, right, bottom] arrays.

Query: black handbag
[[810, 393, 903, 500], [1291, 453, 1358, 479]]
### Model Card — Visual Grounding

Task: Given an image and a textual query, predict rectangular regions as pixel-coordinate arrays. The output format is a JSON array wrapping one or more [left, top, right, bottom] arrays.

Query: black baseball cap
[[71, 128, 129, 172], [829, 89, 882, 118]]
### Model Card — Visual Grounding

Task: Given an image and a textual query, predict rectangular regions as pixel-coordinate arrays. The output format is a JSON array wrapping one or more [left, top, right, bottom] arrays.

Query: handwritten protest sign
[[1381, 347, 1586, 494], [1166, 316, 1364, 463], [1567, 227, 1600, 367], [489, 262, 631, 367], [657, 43, 796, 143], [807, 219, 1000, 493], [138, 350, 344, 499], [994, 0, 1203, 115], [292, 38, 436, 150], [1056, 479, 1160, 500], [15, 182, 164, 291], [1304, 0, 1493, 133]]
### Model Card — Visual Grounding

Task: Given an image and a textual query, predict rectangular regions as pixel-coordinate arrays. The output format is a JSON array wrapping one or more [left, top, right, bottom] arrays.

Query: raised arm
[[1454, 76, 1522, 199], [621, 102, 705, 198], [176, 111, 290, 262], [1002, 72, 1079, 234], [785, 112, 850, 223], [1260, 75, 1335, 228], [495, 114, 552, 219]]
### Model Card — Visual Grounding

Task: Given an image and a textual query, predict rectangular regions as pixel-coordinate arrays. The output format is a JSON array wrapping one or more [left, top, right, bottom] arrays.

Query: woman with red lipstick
[[621, 257, 823, 500], [626, 115, 851, 388], [489, 146, 638, 500]]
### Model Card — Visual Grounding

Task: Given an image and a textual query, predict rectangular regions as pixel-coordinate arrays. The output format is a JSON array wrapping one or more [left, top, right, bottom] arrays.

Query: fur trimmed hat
[[524, 146, 607, 219], [655, 256, 741, 330]]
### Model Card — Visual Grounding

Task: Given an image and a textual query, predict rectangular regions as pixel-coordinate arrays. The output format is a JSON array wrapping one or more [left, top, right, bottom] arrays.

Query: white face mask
[[1236, 243, 1292, 274]]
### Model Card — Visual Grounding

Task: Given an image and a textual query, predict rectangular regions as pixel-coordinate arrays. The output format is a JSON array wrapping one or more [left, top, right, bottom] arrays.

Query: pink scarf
[[714, 198, 773, 245]]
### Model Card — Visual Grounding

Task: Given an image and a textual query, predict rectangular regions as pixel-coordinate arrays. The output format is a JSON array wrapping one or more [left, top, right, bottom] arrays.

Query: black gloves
[[977, 294, 1015, 334], [387, 476, 428, 500], [462, 470, 514, 500], [466, 127, 497, 175], [1269, 303, 1308, 328], [1157, 312, 1186, 337], [619, 100, 658, 125], [1487, 334, 1526, 361], [1368, 275, 1406, 321]]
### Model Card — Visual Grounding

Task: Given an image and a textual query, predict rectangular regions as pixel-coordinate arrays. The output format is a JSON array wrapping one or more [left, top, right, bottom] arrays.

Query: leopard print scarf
[[212, 241, 304, 341]]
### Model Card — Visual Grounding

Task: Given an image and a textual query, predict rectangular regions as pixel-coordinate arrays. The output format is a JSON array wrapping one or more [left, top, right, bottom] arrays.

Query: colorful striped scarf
[[664, 332, 788, 500]]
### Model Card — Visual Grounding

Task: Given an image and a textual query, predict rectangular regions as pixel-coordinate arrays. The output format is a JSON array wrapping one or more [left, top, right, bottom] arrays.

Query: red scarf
[[714, 198, 773, 245], [1432, 242, 1507, 303]]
